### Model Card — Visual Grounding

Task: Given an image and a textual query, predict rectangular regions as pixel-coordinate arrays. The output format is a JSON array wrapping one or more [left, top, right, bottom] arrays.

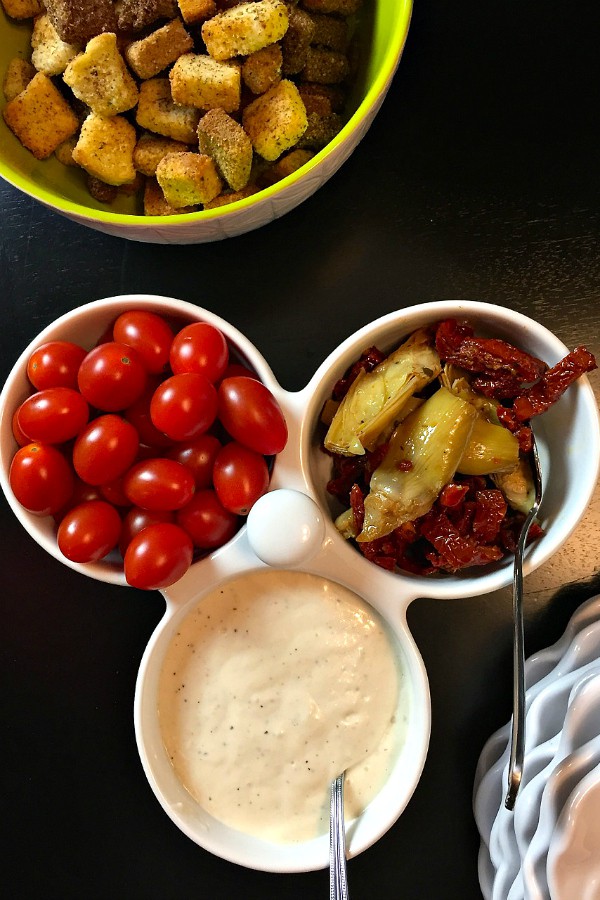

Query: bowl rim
[[0, 0, 413, 226]]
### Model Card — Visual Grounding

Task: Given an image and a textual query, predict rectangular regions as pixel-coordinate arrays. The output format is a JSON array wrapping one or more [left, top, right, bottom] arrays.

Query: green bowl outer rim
[[0, 0, 412, 226]]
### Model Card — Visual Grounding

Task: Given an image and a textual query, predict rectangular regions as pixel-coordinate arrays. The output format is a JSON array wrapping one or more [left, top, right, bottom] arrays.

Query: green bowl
[[0, 1, 412, 243]]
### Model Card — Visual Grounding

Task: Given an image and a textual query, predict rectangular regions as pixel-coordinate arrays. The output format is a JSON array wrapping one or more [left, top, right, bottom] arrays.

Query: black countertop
[[2, 2, 600, 897]]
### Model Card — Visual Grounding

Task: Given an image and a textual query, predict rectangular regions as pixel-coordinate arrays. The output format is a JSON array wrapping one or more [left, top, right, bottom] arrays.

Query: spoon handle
[[330, 773, 349, 900]]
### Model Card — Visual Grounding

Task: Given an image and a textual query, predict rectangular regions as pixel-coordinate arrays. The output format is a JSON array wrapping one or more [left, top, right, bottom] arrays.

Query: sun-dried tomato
[[435, 319, 475, 357], [439, 482, 470, 508], [349, 483, 365, 534], [420, 509, 504, 572], [331, 346, 387, 401], [471, 373, 526, 400], [512, 347, 597, 421], [435, 319, 546, 382], [472, 489, 507, 543]]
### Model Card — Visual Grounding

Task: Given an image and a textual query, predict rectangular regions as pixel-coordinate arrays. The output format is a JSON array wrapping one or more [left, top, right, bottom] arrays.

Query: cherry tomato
[[73, 414, 139, 485], [12, 409, 30, 447], [212, 441, 270, 515], [100, 475, 132, 508], [123, 458, 195, 511], [113, 310, 174, 374], [217, 377, 287, 455], [57, 500, 121, 563], [124, 380, 173, 449], [77, 342, 147, 411], [166, 434, 221, 489], [169, 322, 229, 382], [176, 489, 239, 549], [124, 522, 193, 590], [218, 362, 258, 383], [27, 341, 87, 391], [119, 506, 175, 556], [53, 478, 103, 522], [150, 372, 218, 442], [16, 387, 89, 444], [9, 442, 74, 516]]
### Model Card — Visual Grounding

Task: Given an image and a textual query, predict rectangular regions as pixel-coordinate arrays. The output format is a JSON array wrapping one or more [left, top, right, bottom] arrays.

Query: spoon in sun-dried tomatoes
[[504, 434, 543, 811]]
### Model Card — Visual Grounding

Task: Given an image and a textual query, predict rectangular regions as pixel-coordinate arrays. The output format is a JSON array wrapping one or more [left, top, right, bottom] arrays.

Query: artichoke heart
[[357, 386, 478, 542], [457, 415, 520, 475], [492, 455, 537, 514], [324, 328, 441, 456]]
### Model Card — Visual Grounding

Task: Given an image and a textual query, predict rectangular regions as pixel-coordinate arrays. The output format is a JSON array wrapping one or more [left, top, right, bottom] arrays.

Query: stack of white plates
[[473, 595, 600, 900]]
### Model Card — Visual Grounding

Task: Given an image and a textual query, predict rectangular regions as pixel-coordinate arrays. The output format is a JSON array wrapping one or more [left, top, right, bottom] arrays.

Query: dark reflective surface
[[1, 2, 599, 897]]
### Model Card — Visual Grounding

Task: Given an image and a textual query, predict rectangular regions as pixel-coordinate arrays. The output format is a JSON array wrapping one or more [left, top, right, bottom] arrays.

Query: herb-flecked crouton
[[301, 47, 350, 84], [133, 132, 190, 175], [31, 14, 80, 76], [156, 151, 223, 207], [241, 44, 282, 95], [310, 12, 349, 52], [201, 0, 289, 61], [301, 0, 361, 13], [125, 19, 194, 80], [242, 78, 307, 161], [281, 7, 315, 76], [198, 107, 253, 191], [144, 176, 199, 215], [72, 112, 137, 185], [2, 57, 36, 102], [115, 0, 178, 32], [3, 71, 79, 159], [176, 0, 215, 25], [0, 0, 42, 19], [136, 77, 200, 143], [203, 184, 260, 209], [63, 33, 139, 116], [170, 54, 241, 112], [44, 0, 117, 44], [261, 147, 314, 184]]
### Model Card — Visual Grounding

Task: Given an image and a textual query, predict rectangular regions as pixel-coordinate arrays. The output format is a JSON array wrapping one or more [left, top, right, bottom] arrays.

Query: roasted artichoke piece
[[457, 415, 520, 475], [357, 386, 478, 543], [324, 328, 441, 456], [492, 455, 537, 514]]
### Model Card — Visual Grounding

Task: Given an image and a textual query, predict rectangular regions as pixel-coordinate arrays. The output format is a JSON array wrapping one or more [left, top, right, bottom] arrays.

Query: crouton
[[86, 174, 118, 203], [119, 172, 146, 196], [3, 71, 79, 159], [156, 151, 223, 207], [241, 43, 282, 95], [63, 33, 139, 117], [197, 107, 253, 191], [242, 78, 307, 161], [115, 0, 178, 32], [143, 176, 199, 215], [0, 0, 42, 19], [133, 132, 190, 175], [201, 0, 289, 62], [72, 112, 137, 185], [261, 147, 313, 184], [125, 19, 193, 81], [54, 133, 79, 166], [31, 14, 80, 76], [301, 0, 361, 13], [176, 0, 215, 25], [203, 184, 260, 209], [296, 110, 342, 149], [301, 47, 349, 84], [44, 0, 117, 44], [170, 54, 241, 113], [310, 12, 348, 52], [136, 77, 200, 143], [281, 7, 315, 76], [2, 57, 36, 102], [297, 81, 345, 115]]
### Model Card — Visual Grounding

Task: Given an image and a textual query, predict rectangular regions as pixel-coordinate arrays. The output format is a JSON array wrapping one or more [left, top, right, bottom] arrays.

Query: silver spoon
[[329, 772, 349, 900], [505, 434, 543, 810]]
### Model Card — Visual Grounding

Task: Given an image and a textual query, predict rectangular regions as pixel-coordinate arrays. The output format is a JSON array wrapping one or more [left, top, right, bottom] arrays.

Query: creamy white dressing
[[157, 570, 407, 843]]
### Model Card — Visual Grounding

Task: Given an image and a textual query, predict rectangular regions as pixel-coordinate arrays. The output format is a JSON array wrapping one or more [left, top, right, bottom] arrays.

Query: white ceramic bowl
[[0, 1, 412, 243]]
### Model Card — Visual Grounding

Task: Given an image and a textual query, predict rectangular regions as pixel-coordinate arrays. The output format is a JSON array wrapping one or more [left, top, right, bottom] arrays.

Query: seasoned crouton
[[116, 0, 178, 32], [241, 43, 282, 95], [156, 151, 223, 207], [261, 147, 313, 184], [301, 47, 349, 84], [310, 12, 348, 52], [133, 132, 190, 175], [297, 81, 345, 115], [296, 110, 343, 149], [0, 0, 42, 19], [3, 71, 79, 159], [201, 0, 289, 62], [31, 14, 80, 76], [143, 176, 199, 215], [301, 0, 361, 13], [136, 77, 201, 143], [203, 183, 260, 209], [170, 54, 241, 113], [242, 78, 307, 161], [197, 107, 253, 191], [176, 0, 215, 25], [281, 7, 315, 76], [44, 0, 117, 43], [2, 57, 36, 102], [72, 112, 137, 185], [119, 172, 146, 196], [63, 33, 139, 116], [54, 133, 79, 166], [125, 19, 193, 80], [86, 174, 118, 203]]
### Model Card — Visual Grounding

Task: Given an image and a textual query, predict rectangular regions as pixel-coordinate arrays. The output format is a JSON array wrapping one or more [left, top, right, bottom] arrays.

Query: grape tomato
[[169, 322, 229, 382], [73, 414, 139, 485], [119, 506, 175, 556], [57, 500, 121, 563], [212, 442, 270, 515], [123, 458, 195, 511], [150, 372, 218, 442], [17, 387, 89, 444], [124, 523, 193, 590], [113, 310, 175, 374], [9, 442, 74, 516], [78, 342, 148, 411], [218, 376, 287, 455], [27, 340, 87, 391], [176, 489, 239, 549], [166, 434, 221, 489]]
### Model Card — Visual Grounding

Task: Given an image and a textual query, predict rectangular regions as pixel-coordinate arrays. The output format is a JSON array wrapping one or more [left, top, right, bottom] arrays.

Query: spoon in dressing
[[329, 772, 350, 900]]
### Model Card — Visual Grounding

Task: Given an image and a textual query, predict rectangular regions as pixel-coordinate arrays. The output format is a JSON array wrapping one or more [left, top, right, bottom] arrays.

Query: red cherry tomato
[[124, 522, 193, 590], [113, 310, 174, 374], [119, 506, 175, 556], [78, 342, 147, 411], [123, 458, 195, 511], [169, 322, 229, 382], [217, 377, 287, 455], [53, 477, 103, 522], [124, 380, 173, 449], [27, 341, 87, 391], [212, 441, 270, 515], [218, 362, 258, 383], [73, 414, 139, 485], [150, 372, 218, 442], [176, 489, 239, 549], [16, 387, 89, 444], [166, 434, 221, 489], [99, 475, 132, 508], [12, 409, 30, 447], [57, 500, 121, 563], [9, 442, 74, 516]]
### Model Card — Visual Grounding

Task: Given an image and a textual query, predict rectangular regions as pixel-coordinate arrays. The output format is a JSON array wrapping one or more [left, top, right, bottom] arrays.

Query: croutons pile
[[1, 0, 363, 216]]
